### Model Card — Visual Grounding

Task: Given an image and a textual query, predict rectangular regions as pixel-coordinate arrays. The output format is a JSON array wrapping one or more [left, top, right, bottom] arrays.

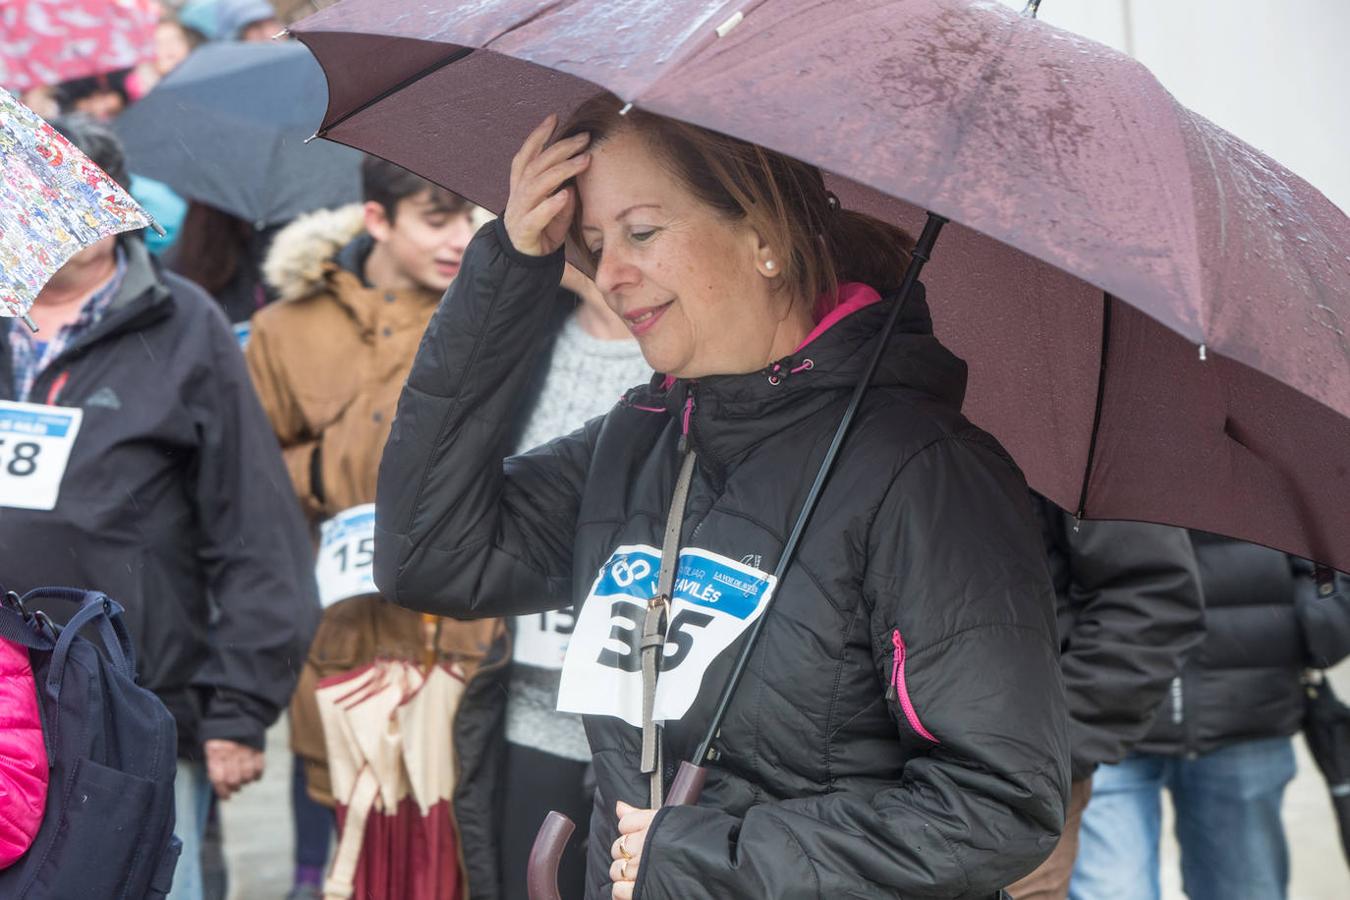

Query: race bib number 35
[[556, 544, 776, 727], [0, 401, 83, 511], [315, 504, 377, 608]]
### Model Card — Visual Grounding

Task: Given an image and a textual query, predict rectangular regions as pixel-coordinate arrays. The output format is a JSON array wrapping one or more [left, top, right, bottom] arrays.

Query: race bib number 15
[[0, 401, 83, 511], [556, 544, 776, 727], [315, 504, 377, 608]]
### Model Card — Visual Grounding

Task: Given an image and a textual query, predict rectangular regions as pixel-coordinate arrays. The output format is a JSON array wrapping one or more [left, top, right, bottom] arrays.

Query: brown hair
[[361, 156, 471, 225], [170, 201, 253, 295], [559, 94, 913, 318]]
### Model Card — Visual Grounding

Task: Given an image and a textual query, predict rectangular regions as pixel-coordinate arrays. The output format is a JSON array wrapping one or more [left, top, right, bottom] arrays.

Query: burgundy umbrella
[[289, 0, 1350, 568]]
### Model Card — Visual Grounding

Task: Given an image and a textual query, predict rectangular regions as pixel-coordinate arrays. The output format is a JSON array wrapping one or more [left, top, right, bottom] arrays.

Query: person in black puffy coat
[[1071, 532, 1350, 900], [375, 99, 1069, 898], [1011, 501, 1204, 899]]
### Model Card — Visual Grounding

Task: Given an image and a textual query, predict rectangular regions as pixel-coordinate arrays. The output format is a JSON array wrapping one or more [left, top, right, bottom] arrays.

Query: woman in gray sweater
[[498, 264, 652, 898]]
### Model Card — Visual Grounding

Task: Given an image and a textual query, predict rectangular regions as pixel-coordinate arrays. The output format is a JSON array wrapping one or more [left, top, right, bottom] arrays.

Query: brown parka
[[245, 205, 500, 805]]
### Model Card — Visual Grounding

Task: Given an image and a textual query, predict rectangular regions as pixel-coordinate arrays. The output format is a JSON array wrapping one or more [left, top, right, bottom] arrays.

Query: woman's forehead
[[577, 140, 691, 227]]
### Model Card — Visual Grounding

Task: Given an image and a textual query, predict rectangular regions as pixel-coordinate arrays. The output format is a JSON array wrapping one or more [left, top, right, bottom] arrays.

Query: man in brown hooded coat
[[244, 158, 499, 812]]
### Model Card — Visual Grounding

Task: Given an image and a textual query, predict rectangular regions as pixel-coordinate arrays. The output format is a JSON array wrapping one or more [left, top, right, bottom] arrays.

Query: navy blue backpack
[[0, 588, 181, 899]]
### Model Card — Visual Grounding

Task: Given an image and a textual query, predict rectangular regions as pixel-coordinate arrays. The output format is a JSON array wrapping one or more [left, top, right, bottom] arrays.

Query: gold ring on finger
[[619, 834, 633, 860]]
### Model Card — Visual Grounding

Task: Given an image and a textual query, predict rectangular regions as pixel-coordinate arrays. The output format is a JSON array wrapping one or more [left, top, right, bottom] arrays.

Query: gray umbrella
[[114, 41, 362, 227]]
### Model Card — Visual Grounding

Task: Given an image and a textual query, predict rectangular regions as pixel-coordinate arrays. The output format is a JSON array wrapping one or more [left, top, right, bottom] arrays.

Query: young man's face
[[365, 190, 475, 294]]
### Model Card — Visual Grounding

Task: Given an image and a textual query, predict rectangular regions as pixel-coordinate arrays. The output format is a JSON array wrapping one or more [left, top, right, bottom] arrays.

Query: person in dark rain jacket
[[1010, 502, 1204, 899], [375, 99, 1069, 898], [1072, 533, 1350, 900], [0, 116, 319, 900]]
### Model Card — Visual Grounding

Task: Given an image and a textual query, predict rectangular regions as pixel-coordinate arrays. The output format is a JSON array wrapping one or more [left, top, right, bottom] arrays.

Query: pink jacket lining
[[0, 637, 48, 868]]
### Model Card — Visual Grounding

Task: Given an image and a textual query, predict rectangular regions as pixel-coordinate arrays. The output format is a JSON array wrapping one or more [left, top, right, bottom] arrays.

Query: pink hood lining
[[796, 282, 883, 352]]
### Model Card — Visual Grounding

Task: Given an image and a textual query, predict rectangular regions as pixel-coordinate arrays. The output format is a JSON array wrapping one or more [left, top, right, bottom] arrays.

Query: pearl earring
[[765, 260, 776, 271]]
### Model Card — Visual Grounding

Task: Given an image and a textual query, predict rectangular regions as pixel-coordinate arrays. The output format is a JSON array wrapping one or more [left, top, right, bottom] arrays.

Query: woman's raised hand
[[504, 114, 591, 256]]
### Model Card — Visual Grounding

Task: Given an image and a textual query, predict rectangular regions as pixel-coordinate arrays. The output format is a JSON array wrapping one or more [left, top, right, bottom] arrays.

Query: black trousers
[[500, 743, 593, 900]]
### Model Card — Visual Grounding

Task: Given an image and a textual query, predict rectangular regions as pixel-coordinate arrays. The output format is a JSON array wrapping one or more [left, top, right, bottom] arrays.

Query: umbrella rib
[[1075, 293, 1114, 520], [317, 46, 475, 138]]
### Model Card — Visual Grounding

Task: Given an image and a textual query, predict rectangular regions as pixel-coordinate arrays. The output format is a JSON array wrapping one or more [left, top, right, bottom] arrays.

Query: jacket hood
[[262, 204, 366, 302], [111, 235, 166, 311], [627, 283, 968, 472]]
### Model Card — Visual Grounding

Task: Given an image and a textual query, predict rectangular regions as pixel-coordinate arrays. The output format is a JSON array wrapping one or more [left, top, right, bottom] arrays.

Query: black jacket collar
[[627, 284, 967, 474]]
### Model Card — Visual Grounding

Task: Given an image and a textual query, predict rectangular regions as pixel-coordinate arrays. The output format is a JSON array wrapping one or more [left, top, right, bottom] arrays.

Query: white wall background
[[998, 0, 1350, 214]]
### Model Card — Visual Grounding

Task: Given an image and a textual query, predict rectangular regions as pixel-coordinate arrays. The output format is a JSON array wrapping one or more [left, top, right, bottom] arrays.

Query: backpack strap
[[0, 592, 55, 652], [24, 588, 137, 699]]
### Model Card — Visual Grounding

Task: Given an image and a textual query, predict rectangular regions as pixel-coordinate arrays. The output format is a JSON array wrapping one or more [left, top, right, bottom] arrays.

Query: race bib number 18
[[0, 401, 83, 511], [556, 544, 776, 727], [315, 504, 377, 608]]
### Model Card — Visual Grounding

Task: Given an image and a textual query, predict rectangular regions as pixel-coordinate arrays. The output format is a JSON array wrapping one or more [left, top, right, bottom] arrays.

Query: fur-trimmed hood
[[262, 204, 366, 303]]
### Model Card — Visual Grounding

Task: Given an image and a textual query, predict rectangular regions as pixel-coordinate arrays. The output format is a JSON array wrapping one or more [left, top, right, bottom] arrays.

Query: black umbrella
[[1304, 673, 1350, 868], [114, 41, 362, 227]]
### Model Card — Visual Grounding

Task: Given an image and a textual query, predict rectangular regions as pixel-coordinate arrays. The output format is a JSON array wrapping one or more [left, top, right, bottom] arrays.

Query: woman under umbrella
[[374, 100, 1070, 898]]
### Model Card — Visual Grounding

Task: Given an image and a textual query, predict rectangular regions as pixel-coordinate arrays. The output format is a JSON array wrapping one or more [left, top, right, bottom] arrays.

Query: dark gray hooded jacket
[[0, 237, 319, 757]]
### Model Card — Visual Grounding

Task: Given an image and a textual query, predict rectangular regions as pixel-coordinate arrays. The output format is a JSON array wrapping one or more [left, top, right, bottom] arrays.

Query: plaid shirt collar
[[9, 245, 128, 404]]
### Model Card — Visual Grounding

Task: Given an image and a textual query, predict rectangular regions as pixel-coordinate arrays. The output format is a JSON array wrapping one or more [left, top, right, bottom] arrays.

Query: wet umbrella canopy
[[1, 87, 155, 322], [291, 0, 1350, 572], [114, 41, 363, 227]]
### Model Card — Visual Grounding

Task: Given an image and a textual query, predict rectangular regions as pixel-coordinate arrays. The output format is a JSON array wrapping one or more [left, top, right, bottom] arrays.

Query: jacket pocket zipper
[[886, 628, 938, 743]]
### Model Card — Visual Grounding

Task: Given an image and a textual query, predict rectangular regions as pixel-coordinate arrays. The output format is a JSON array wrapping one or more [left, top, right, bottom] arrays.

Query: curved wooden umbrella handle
[[527, 810, 575, 900], [525, 762, 709, 898]]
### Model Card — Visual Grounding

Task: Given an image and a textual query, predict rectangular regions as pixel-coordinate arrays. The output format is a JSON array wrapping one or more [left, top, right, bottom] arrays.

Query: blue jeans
[[1070, 736, 1297, 900], [167, 760, 213, 900], [292, 755, 334, 873]]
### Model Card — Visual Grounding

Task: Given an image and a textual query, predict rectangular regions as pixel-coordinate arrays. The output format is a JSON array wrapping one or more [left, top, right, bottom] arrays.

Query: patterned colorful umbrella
[[0, 0, 158, 94], [0, 87, 156, 325]]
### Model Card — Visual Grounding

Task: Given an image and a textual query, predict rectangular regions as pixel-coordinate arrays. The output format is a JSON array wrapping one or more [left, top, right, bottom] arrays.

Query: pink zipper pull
[[886, 628, 938, 744], [678, 393, 695, 453], [886, 630, 902, 701]]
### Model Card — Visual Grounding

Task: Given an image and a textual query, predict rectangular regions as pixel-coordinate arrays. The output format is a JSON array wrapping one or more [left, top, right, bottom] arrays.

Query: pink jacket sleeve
[[0, 637, 47, 869]]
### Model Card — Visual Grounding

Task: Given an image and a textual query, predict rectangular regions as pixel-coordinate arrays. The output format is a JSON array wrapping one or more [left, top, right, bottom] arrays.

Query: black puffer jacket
[[1135, 532, 1339, 756], [376, 221, 1070, 898], [1034, 499, 1205, 780]]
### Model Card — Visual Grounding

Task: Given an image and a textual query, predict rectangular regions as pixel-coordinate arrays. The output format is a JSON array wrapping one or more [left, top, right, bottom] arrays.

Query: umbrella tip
[[619, 102, 634, 117], [304, 132, 319, 144], [715, 11, 744, 38], [21, 313, 39, 334], [1198, 343, 1207, 362], [273, 28, 290, 41], [1021, 0, 1043, 17]]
